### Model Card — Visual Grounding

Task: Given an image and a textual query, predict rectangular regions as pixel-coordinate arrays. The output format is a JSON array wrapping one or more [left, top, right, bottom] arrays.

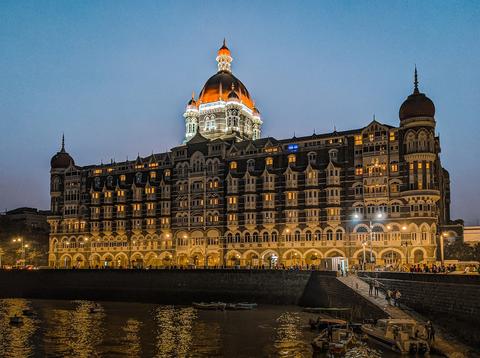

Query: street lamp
[[352, 211, 385, 269], [12, 237, 26, 268]]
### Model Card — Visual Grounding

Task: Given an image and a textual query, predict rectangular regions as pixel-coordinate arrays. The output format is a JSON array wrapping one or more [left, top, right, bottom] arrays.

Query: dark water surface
[[0, 299, 438, 357]]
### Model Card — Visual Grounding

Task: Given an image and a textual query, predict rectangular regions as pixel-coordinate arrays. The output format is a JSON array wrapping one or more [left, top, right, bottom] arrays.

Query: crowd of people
[[408, 263, 457, 273]]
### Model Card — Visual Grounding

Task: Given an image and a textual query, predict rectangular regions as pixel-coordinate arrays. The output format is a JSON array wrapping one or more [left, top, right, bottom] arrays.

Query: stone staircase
[[337, 274, 476, 358]]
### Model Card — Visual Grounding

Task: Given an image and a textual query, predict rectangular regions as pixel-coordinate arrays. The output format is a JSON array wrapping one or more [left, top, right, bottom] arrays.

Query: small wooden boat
[[311, 326, 356, 355], [309, 317, 347, 330], [361, 318, 429, 355], [89, 304, 102, 314], [226, 302, 257, 310], [9, 315, 24, 325], [22, 309, 34, 316], [192, 302, 226, 311]]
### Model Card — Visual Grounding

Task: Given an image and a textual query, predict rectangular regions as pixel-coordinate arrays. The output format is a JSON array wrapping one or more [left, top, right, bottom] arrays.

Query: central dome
[[198, 71, 254, 109]]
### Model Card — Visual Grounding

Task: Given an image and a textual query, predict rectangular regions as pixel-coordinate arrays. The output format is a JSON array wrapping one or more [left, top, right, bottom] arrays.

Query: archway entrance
[[305, 251, 321, 267], [413, 250, 424, 264], [284, 251, 302, 268], [382, 251, 401, 266], [263, 252, 278, 268], [244, 252, 259, 268]]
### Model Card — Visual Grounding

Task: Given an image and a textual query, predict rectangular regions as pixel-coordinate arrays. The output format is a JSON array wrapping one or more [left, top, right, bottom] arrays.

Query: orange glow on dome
[[198, 74, 254, 110], [217, 38, 231, 56]]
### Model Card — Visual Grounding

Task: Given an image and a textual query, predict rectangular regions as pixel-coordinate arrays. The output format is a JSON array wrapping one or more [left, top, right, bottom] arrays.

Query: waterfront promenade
[[338, 274, 476, 358]]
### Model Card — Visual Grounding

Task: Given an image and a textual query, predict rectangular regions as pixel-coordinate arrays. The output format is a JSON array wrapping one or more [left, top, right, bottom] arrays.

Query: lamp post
[[353, 212, 384, 270], [12, 237, 25, 268]]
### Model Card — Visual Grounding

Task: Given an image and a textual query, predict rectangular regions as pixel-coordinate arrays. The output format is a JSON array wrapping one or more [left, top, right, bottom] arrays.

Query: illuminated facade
[[48, 42, 455, 269]]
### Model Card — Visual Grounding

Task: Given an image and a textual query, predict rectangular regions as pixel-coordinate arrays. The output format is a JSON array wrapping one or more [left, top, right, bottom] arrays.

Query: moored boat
[[311, 326, 356, 355], [9, 315, 24, 325], [192, 302, 226, 311], [309, 317, 347, 330], [361, 318, 429, 355]]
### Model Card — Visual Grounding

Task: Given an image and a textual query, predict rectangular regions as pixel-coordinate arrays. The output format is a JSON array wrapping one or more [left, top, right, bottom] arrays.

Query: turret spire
[[61, 133, 65, 152], [414, 65, 419, 94], [216, 38, 232, 73]]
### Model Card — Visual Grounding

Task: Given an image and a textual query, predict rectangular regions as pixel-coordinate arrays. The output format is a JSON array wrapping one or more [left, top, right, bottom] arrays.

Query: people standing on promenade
[[394, 289, 401, 307], [426, 321, 435, 343], [368, 279, 374, 296], [386, 289, 392, 305], [374, 280, 380, 297]]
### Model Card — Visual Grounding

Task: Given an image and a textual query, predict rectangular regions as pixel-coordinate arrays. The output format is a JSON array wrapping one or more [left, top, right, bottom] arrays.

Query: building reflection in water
[[274, 312, 311, 357], [43, 300, 104, 358], [0, 299, 37, 358], [121, 318, 142, 357]]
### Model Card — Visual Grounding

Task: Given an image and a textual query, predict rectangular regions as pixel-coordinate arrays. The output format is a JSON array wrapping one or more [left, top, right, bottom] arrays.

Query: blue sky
[[0, 1, 479, 224]]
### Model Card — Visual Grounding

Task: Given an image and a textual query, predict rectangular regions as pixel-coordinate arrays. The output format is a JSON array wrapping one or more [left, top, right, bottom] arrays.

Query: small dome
[[51, 135, 74, 169], [187, 92, 197, 109], [399, 92, 435, 121], [399, 67, 435, 121]]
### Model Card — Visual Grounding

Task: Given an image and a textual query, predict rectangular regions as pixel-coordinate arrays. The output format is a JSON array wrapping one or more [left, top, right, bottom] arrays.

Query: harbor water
[[0, 299, 441, 357]]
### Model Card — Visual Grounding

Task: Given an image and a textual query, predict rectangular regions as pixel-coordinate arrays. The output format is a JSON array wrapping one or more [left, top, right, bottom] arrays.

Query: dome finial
[[61, 133, 65, 152], [191, 91, 195, 100], [414, 65, 419, 94], [216, 39, 232, 73]]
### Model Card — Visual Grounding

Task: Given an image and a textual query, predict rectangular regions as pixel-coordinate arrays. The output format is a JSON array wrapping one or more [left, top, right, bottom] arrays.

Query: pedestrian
[[327, 324, 333, 342], [374, 279, 380, 297], [386, 289, 392, 305], [368, 279, 374, 296], [394, 289, 401, 307]]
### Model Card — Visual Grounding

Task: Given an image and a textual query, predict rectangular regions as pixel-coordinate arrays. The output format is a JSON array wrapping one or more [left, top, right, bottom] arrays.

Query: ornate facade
[[48, 42, 455, 269]]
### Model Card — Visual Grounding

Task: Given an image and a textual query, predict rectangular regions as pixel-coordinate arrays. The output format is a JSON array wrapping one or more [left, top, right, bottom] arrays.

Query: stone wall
[[0, 269, 386, 321], [359, 272, 480, 346]]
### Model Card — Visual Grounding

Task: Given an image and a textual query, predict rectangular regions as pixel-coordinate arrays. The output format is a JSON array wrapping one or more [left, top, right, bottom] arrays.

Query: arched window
[[307, 152, 316, 163], [288, 154, 296, 164], [306, 231, 312, 241], [271, 232, 278, 242], [294, 231, 301, 241], [235, 233, 240, 243], [230, 161, 237, 170], [247, 159, 255, 171], [314, 230, 321, 241], [326, 230, 333, 241], [336, 229, 343, 241], [245, 233, 251, 243], [253, 232, 259, 242], [263, 232, 269, 242]]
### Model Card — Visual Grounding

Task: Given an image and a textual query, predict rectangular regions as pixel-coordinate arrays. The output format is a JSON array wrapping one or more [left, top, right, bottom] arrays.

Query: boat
[[361, 318, 429, 355], [303, 307, 352, 314], [89, 304, 102, 314], [192, 302, 226, 311], [226, 302, 257, 310], [311, 326, 356, 355], [22, 309, 34, 316], [9, 315, 24, 325], [309, 317, 347, 330]]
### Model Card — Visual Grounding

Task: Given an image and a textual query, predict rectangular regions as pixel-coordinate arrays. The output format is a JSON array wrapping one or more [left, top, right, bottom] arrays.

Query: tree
[[444, 240, 480, 261]]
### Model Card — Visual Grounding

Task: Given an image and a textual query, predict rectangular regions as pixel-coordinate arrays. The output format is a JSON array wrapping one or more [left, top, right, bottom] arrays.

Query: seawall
[[0, 269, 386, 320], [359, 272, 480, 347]]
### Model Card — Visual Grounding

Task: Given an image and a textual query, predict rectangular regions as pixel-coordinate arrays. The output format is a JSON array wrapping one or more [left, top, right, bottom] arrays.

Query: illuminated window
[[164, 170, 170, 177], [288, 154, 296, 164], [391, 163, 398, 172], [389, 132, 396, 141], [133, 204, 141, 211], [409, 163, 414, 171], [145, 187, 155, 194], [230, 161, 237, 170], [94, 169, 102, 175], [264, 193, 273, 201], [354, 135, 362, 145], [92, 192, 99, 199], [369, 133, 374, 142], [214, 180, 218, 188], [105, 191, 112, 198], [355, 167, 363, 175], [228, 197, 237, 204], [117, 205, 125, 212], [149, 162, 158, 168], [107, 168, 114, 173], [147, 203, 155, 210], [150, 171, 157, 179], [120, 175, 126, 182], [266, 157, 273, 166], [418, 162, 423, 169], [147, 218, 155, 225], [287, 192, 297, 200], [117, 190, 125, 197], [426, 162, 430, 169], [418, 181, 423, 189]]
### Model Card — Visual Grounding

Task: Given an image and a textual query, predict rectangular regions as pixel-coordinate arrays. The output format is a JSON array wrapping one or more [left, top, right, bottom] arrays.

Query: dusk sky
[[0, 1, 479, 224]]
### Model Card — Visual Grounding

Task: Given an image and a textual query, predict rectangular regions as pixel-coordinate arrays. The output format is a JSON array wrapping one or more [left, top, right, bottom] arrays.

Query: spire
[[414, 65, 419, 94], [216, 39, 232, 73], [61, 133, 65, 152]]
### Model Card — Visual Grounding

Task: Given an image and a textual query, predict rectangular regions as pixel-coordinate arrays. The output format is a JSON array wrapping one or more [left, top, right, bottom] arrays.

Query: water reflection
[[0, 299, 37, 358], [274, 311, 311, 357], [43, 300, 104, 357], [120, 318, 142, 357], [155, 306, 196, 357]]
